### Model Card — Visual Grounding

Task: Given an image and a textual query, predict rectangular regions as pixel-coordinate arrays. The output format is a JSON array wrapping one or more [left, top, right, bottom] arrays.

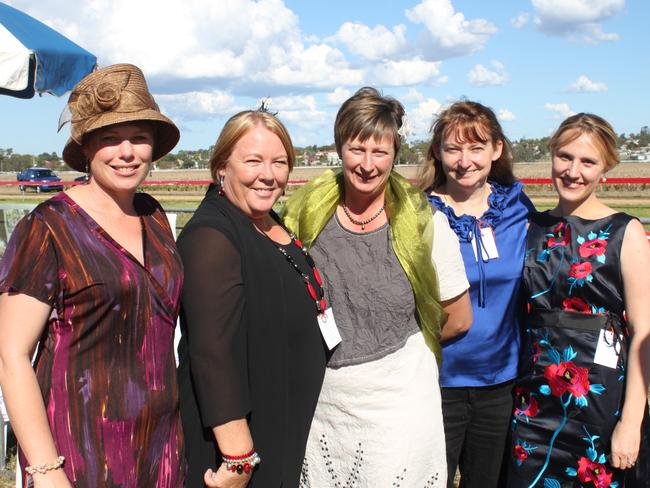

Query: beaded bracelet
[[222, 450, 261, 474], [25, 455, 65, 475]]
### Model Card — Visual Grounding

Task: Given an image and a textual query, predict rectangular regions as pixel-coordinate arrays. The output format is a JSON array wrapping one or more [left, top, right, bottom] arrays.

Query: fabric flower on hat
[[94, 82, 122, 111]]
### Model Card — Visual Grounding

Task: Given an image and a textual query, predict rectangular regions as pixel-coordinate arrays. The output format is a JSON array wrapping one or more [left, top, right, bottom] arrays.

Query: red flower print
[[513, 445, 528, 462], [532, 342, 542, 363], [577, 457, 613, 488], [544, 361, 590, 398], [563, 297, 591, 314], [514, 387, 539, 418], [579, 238, 608, 258], [569, 261, 592, 280], [547, 221, 571, 247]]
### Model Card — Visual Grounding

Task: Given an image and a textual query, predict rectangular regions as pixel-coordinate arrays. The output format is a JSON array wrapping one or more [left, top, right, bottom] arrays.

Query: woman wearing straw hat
[[0, 64, 185, 487]]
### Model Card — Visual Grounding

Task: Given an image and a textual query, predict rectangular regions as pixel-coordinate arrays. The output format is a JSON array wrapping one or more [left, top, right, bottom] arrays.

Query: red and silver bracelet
[[222, 449, 261, 474]]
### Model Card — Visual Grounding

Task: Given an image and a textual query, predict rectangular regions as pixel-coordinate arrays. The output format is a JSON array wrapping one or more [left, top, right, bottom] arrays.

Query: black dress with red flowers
[[507, 211, 642, 488]]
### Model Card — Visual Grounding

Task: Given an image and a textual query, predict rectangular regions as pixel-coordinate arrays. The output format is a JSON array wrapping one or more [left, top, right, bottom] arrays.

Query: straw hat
[[61, 64, 179, 171]]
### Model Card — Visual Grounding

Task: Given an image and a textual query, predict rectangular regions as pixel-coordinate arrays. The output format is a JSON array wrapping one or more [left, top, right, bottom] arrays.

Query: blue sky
[[1, 0, 649, 156]]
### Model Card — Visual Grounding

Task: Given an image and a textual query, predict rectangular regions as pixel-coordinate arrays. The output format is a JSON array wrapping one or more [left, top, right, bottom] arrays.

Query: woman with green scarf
[[284, 87, 472, 487]]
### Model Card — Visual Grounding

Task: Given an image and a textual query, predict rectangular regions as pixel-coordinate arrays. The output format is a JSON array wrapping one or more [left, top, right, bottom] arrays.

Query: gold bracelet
[[25, 456, 65, 475]]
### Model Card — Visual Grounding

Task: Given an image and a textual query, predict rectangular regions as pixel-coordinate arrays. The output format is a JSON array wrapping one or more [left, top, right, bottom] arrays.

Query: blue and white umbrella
[[0, 2, 96, 98]]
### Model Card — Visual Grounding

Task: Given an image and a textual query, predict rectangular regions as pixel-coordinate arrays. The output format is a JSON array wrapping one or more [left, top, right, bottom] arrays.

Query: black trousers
[[441, 381, 515, 488]]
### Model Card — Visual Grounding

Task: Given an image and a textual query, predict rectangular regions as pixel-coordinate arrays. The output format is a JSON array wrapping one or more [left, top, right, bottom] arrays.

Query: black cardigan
[[177, 186, 326, 487]]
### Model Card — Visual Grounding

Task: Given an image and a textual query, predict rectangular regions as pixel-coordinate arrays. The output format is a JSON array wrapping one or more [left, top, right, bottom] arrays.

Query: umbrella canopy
[[0, 2, 96, 98]]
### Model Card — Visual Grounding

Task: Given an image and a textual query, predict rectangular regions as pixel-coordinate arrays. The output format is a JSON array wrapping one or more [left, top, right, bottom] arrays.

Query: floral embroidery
[[568, 260, 593, 293], [579, 238, 607, 259], [544, 360, 590, 399], [564, 426, 618, 488], [563, 297, 591, 313], [514, 387, 539, 420], [537, 342, 605, 408], [546, 221, 571, 248], [512, 440, 537, 465], [532, 342, 542, 363], [576, 225, 612, 264], [568, 261, 592, 280]]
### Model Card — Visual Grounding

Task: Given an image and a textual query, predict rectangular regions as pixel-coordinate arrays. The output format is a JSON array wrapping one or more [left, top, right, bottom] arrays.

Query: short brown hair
[[418, 100, 515, 190], [334, 87, 405, 157], [549, 113, 619, 171], [209, 110, 295, 182]]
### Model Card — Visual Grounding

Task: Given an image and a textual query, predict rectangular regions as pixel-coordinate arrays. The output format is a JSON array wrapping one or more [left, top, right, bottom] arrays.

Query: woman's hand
[[204, 464, 252, 487], [609, 419, 641, 470]]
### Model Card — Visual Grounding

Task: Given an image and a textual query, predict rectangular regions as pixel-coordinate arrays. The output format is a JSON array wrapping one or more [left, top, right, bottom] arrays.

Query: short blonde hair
[[334, 87, 405, 157], [209, 110, 295, 182], [549, 113, 620, 171]]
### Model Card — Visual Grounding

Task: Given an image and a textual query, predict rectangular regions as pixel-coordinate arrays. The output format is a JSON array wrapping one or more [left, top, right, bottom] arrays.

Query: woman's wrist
[[221, 449, 261, 474]]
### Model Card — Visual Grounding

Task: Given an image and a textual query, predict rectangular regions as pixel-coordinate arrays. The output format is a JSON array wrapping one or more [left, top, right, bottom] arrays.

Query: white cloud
[[532, 0, 623, 42], [405, 0, 497, 59], [402, 88, 425, 103], [435, 75, 449, 85], [256, 43, 363, 89], [544, 102, 576, 118], [498, 109, 516, 121], [409, 98, 443, 137], [567, 75, 608, 93], [329, 22, 408, 61], [468, 60, 508, 86], [371, 58, 441, 86], [327, 88, 352, 106], [511, 13, 530, 28], [156, 90, 237, 119], [10, 0, 364, 94]]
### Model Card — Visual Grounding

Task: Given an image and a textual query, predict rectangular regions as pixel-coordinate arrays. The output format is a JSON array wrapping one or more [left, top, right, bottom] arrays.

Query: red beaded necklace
[[261, 230, 327, 315]]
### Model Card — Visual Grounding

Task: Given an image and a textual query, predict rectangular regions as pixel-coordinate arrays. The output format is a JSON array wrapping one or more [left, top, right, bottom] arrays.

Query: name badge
[[472, 223, 499, 261], [317, 307, 342, 350], [593, 328, 621, 369]]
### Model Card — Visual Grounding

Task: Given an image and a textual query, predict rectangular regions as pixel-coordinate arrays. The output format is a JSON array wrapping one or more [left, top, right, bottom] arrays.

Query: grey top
[[311, 213, 420, 368]]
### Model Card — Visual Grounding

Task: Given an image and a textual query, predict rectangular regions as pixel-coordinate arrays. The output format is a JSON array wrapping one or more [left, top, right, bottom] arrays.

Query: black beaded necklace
[[259, 228, 327, 315]]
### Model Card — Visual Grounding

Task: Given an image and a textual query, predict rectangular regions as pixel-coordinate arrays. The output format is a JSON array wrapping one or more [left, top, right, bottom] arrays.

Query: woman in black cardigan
[[176, 108, 327, 487]]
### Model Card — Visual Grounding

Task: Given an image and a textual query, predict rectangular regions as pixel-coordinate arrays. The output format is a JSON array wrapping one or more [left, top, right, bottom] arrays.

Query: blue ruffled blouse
[[428, 181, 534, 387]]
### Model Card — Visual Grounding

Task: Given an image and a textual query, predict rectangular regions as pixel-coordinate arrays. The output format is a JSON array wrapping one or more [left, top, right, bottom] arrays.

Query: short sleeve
[[0, 212, 59, 306], [431, 211, 469, 301], [177, 225, 249, 427]]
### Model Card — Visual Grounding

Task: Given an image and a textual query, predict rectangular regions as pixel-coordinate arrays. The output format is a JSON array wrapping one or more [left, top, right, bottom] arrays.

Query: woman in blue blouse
[[418, 101, 534, 488]]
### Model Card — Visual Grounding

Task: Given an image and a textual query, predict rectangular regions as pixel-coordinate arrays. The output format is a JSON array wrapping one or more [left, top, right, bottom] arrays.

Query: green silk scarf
[[282, 169, 447, 364]]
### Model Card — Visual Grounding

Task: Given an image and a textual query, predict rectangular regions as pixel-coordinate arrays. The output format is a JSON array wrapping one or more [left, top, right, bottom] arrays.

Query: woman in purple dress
[[0, 64, 185, 487]]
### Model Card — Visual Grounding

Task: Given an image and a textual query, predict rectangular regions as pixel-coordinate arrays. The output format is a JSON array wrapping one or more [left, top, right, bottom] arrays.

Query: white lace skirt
[[300, 332, 447, 488]]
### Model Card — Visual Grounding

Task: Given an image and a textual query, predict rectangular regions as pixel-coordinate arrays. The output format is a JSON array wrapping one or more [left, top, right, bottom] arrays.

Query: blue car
[[16, 167, 64, 193]]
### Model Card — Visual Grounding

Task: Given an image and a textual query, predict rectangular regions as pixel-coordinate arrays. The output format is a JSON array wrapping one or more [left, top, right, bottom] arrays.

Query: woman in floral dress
[[507, 113, 650, 488]]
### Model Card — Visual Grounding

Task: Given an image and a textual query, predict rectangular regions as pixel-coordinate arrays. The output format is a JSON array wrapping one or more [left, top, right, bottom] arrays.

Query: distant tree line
[[2, 127, 648, 172]]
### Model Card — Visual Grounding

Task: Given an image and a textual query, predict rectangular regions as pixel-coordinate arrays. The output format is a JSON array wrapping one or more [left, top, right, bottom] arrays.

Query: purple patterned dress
[[0, 192, 185, 487]]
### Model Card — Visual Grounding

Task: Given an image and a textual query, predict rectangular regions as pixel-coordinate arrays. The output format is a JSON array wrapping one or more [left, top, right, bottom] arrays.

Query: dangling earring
[[85, 159, 90, 174], [218, 174, 225, 196]]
